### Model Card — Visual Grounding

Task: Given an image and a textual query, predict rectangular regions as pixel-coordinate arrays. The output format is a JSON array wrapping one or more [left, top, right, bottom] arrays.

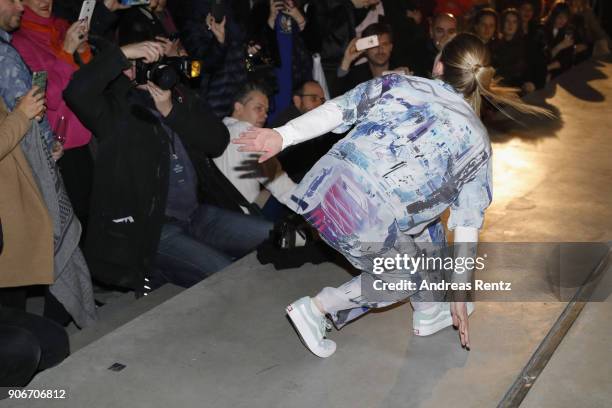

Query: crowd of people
[[1, 0, 610, 385]]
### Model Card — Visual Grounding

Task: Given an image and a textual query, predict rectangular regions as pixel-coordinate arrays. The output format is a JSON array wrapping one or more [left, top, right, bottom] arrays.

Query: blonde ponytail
[[440, 33, 553, 118]]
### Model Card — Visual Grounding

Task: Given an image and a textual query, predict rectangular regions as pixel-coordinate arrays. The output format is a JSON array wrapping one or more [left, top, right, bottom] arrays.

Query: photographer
[[64, 39, 272, 291]]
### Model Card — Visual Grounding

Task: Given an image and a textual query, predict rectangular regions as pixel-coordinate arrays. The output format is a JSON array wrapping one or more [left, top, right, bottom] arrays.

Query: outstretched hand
[[232, 127, 283, 163], [450, 301, 470, 349]]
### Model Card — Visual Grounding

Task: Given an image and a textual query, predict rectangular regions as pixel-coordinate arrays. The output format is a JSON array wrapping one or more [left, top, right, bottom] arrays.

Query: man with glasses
[[273, 81, 342, 183]]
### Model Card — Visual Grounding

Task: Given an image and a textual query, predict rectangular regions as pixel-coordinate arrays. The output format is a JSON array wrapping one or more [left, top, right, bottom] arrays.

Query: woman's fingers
[[463, 321, 470, 348], [455, 303, 470, 349], [450, 302, 471, 349]]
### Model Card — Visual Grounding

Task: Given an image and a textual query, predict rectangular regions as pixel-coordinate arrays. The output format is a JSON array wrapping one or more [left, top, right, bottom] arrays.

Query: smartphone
[[32, 71, 47, 96], [355, 35, 379, 51], [211, 0, 225, 23], [119, 0, 150, 6], [78, 0, 96, 26]]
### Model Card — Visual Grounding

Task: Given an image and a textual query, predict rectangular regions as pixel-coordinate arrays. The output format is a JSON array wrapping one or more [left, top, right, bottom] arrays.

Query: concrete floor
[[3, 59, 611, 408], [522, 264, 612, 408]]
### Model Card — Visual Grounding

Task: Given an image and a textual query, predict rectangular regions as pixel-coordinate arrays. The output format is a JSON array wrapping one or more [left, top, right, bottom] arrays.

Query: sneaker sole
[[413, 303, 475, 337], [286, 302, 336, 358]]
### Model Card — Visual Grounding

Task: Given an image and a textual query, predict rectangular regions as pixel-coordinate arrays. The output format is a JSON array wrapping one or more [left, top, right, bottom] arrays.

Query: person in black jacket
[[492, 8, 537, 93], [543, 1, 591, 79], [420, 13, 458, 79], [64, 40, 272, 292]]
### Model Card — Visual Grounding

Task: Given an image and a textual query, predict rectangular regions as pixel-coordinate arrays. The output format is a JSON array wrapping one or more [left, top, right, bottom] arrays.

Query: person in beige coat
[[0, 86, 53, 288]]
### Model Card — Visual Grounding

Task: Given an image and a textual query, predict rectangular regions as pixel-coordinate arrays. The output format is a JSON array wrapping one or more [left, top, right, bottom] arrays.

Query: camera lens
[[151, 65, 180, 90]]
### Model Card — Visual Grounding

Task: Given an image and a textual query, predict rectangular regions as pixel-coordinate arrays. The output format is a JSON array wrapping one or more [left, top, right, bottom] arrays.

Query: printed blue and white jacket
[[276, 74, 493, 237]]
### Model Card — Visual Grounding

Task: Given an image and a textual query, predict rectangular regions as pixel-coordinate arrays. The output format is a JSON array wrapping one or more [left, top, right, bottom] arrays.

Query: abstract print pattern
[[288, 74, 493, 272]]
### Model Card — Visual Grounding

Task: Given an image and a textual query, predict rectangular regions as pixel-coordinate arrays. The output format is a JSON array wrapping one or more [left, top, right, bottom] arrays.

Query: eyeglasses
[[298, 94, 326, 103]]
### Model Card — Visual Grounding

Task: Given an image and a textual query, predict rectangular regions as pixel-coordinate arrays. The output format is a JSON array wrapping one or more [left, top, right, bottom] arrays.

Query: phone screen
[[120, 0, 150, 6], [32, 71, 47, 96]]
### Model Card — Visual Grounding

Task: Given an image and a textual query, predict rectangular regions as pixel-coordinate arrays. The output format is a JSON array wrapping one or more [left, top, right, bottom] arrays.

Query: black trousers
[[0, 287, 71, 326], [0, 307, 69, 387], [57, 144, 94, 243]]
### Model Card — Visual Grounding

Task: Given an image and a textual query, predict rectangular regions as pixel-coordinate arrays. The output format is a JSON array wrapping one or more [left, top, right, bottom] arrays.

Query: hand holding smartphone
[[355, 35, 379, 51], [78, 0, 96, 27], [32, 71, 47, 96]]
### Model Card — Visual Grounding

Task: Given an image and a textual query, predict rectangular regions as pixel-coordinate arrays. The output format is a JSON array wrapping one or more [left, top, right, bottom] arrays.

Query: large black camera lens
[[150, 64, 180, 90], [135, 57, 201, 89]]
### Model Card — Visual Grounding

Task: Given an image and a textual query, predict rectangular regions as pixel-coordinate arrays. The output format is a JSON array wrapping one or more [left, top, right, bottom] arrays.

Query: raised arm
[[233, 76, 387, 162], [0, 44, 55, 149]]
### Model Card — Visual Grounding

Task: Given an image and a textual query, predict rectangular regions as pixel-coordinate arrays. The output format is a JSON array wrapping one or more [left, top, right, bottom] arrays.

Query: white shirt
[[215, 117, 297, 205]]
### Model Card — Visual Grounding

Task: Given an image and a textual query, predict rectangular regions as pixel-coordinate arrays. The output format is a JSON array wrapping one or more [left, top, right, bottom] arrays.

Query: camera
[[135, 57, 202, 90]]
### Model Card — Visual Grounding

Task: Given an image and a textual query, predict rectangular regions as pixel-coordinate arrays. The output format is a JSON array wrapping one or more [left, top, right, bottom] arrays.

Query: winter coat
[[64, 45, 229, 289]]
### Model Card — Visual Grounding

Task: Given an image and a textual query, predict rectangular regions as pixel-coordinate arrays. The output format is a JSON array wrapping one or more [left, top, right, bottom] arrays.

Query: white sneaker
[[286, 297, 337, 358], [413, 302, 475, 337]]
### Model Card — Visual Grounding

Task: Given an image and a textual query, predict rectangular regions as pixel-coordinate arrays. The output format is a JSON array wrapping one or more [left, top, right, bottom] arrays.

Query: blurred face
[[233, 91, 269, 127], [365, 33, 392, 67], [520, 3, 534, 23], [430, 15, 458, 50], [475, 15, 497, 43], [554, 12, 569, 30], [293, 82, 325, 113], [0, 0, 25, 31], [503, 14, 519, 38], [23, 0, 51, 18]]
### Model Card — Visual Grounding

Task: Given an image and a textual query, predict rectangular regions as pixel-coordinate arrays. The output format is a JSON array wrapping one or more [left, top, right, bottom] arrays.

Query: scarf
[[20, 120, 97, 328], [19, 7, 92, 68]]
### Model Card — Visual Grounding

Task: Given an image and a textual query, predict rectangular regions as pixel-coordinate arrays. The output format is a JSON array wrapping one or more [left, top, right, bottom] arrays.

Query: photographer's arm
[[164, 91, 229, 158], [89, 0, 121, 40], [63, 45, 129, 137]]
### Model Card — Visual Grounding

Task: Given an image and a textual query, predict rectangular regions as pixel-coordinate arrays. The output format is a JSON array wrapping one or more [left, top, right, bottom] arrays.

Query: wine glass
[[53, 115, 67, 146]]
